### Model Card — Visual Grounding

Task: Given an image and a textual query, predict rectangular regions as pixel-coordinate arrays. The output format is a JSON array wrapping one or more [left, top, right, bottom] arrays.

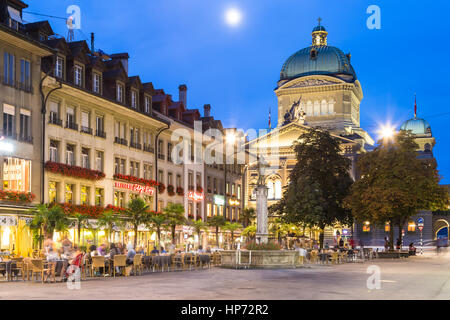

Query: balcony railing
[[65, 121, 78, 131], [18, 135, 33, 144], [114, 137, 128, 146], [130, 142, 142, 150], [95, 130, 106, 139], [49, 115, 62, 126], [1, 76, 33, 93], [80, 126, 93, 135], [143, 144, 154, 153]]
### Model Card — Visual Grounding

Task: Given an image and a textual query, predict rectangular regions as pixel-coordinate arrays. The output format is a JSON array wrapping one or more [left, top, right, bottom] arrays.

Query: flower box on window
[[167, 185, 175, 196], [45, 161, 105, 181], [0, 190, 35, 203], [176, 187, 184, 196], [158, 183, 166, 194]]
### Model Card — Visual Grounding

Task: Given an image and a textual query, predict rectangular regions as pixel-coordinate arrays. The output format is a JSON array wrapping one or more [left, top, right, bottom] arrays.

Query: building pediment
[[285, 78, 341, 89]]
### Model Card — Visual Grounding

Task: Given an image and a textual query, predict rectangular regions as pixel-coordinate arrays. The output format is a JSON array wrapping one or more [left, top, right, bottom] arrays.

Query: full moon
[[225, 8, 242, 26]]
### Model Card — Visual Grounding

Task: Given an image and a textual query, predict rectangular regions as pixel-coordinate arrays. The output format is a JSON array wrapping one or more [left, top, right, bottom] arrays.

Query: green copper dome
[[400, 117, 432, 136], [280, 24, 356, 83], [280, 45, 356, 82]]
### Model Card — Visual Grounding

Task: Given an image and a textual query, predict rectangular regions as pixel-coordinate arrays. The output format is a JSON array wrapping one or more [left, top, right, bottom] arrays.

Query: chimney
[[110, 53, 130, 74], [204, 104, 211, 117], [179, 84, 187, 107]]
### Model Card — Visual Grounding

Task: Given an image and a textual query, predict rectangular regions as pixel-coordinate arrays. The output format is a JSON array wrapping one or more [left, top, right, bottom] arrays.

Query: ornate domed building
[[245, 21, 375, 244], [400, 101, 435, 159]]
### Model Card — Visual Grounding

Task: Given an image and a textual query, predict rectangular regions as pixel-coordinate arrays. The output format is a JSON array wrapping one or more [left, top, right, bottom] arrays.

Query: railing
[[80, 126, 93, 135], [1, 76, 33, 93], [114, 137, 128, 146], [18, 135, 33, 144], [65, 121, 78, 131], [95, 130, 106, 138], [143, 144, 154, 153], [49, 115, 62, 126], [130, 142, 142, 150]]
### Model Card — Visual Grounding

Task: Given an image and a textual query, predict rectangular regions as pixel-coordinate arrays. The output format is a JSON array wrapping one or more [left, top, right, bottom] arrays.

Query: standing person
[[396, 238, 401, 251], [384, 237, 390, 252], [349, 238, 355, 250], [359, 239, 364, 250], [339, 237, 344, 248]]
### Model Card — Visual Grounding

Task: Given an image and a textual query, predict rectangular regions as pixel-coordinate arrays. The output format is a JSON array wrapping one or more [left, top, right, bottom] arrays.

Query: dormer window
[[74, 65, 83, 86], [55, 57, 64, 79], [93, 73, 101, 94], [144, 96, 151, 113], [310, 48, 318, 59], [117, 83, 124, 103], [7, 6, 22, 30], [131, 90, 137, 108]]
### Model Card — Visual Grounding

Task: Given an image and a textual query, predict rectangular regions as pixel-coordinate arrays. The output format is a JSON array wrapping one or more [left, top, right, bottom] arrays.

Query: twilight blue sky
[[25, 0, 450, 183]]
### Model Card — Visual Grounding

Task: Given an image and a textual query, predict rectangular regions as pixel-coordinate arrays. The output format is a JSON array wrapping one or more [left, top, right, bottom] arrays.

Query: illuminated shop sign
[[229, 199, 240, 206], [214, 195, 225, 206], [188, 191, 204, 201], [114, 181, 155, 195]]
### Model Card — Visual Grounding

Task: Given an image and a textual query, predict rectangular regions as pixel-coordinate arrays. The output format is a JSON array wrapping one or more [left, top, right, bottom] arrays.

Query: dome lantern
[[312, 17, 327, 46]]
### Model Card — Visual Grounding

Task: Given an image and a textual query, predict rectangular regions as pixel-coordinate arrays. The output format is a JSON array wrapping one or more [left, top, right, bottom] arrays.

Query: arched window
[[306, 101, 313, 116], [274, 180, 282, 199], [313, 101, 320, 116], [321, 100, 327, 115], [424, 143, 431, 152], [328, 99, 335, 114], [267, 181, 274, 200]]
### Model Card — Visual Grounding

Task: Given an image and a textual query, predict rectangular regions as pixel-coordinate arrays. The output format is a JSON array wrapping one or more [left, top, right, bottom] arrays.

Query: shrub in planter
[[158, 183, 166, 194]]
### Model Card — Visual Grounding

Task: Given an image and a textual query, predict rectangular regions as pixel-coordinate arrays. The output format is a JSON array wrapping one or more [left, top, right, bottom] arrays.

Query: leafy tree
[[191, 219, 207, 246], [29, 204, 70, 245], [270, 128, 353, 249], [98, 211, 118, 243], [72, 213, 89, 246], [207, 215, 226, 248], [164, 203, 186, 245], [242, 225, 256, 241], [345, 131, 449, 250], [126, 198, 151, 248], [239, 207, 256, 228], [223, 222, 243, 244], [148, 212, 168, 247]]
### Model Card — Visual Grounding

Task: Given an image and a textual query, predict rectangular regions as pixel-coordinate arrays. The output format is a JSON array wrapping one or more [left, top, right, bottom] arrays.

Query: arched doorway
[[435, 219, 449, 244]]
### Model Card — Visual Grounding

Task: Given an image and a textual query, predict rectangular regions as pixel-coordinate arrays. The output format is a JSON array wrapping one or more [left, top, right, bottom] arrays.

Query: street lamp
[[378, 124, 395, 140], [0, 136, 14, 153]]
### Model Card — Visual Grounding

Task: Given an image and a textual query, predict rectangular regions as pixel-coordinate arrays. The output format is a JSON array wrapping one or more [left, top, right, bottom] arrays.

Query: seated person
[[150, 246, 160, 255], [126, 244, 136, 265], [409, 243, 416, 256], [160, 247, 167, 254]]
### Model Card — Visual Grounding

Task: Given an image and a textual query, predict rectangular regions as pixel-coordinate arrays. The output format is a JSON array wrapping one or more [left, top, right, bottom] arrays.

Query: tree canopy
[[345, 131, 449, 249], [270, 128, 353, 248]]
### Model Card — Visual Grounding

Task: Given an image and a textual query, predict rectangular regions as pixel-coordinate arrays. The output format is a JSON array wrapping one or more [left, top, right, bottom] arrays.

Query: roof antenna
[[414, 93, 417, 118], [91, 32, 95, 53]]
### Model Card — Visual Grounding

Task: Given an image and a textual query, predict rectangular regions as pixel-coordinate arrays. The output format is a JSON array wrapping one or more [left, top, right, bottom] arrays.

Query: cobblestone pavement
[[2, 252, 450, 300]]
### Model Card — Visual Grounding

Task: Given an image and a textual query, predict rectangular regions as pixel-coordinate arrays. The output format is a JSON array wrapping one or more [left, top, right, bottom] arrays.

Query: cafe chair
[[91, 256, 105, 277], [113, 255, 127, 277], [133, 254, 143, 276]]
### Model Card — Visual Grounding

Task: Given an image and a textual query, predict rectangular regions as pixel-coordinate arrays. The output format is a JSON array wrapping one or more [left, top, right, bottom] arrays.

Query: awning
[[7, 6, 23, 24]]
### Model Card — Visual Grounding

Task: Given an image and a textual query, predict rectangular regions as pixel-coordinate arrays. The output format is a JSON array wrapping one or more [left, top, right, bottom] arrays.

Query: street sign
[[417, 217, 424, 224], [418, 226, 424, 231]]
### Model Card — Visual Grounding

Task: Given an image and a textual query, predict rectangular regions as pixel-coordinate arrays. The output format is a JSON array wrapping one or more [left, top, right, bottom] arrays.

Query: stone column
[[255, 185, 269, 244]]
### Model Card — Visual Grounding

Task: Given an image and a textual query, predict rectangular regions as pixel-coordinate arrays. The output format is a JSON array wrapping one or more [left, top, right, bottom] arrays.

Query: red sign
[[187, 191, 204, 202], [114, 181, 155, 195], [418, 226, 424, 231]]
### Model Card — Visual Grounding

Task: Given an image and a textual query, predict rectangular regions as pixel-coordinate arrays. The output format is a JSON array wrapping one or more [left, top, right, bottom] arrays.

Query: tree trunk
[[389, 222, 395, 251], [398, 225, 403, 251], [216, 226, 219, 248], [198, 231, 202, 247], [172, 224, 176, 245], [77, 226, 81, 246], [319, 230, 324, 250], [134, 225, 138, 248], [157, 227, 161, 247]]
